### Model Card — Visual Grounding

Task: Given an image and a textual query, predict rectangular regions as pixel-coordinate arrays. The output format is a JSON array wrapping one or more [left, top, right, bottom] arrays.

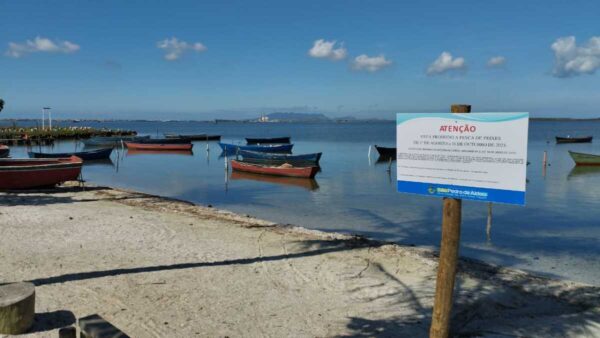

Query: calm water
[[5, 120, 600, 285]]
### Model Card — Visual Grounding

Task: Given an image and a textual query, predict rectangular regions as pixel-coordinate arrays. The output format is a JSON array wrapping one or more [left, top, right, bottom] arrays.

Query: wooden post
[[0, 282, 35, 335], [429, 104, 470, 338], [486, 202, 492, 241]]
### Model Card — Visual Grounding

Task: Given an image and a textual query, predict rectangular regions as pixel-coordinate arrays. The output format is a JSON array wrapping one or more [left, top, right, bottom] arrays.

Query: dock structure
[[0, 138, 55, 146], [0, 126, 137, 145]]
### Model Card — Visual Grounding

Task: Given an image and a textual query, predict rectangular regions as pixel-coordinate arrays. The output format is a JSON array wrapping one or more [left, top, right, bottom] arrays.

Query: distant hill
[[265, 112, 329, 122]]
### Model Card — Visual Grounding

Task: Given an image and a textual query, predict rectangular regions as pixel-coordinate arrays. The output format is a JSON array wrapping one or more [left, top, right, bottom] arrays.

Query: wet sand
[[1, 184, 599, 337]]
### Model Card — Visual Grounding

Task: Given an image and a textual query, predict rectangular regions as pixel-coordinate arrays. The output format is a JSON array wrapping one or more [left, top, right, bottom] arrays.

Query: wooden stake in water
[[486, 202, 492, 241], [430, 104, 470, 338], [543, 151, 547, 178]]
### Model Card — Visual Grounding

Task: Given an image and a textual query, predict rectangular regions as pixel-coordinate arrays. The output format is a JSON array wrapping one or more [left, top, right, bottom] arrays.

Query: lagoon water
[[5, 119, 600, 285]]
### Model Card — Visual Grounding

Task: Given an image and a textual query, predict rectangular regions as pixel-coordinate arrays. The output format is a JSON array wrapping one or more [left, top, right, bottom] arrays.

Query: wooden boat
[[28, 147, 113, 161], [230, 171, 319, 191], [0, 145, 9, 158], [127, 149, 194, 156], [238, 150, 322, 166], [556, 136, 593, 144], [246, 137, 291, 145], [568, 151, 600, 166], [219, 143, 293, 154], [165, 134, 221, 141], [0, 156, 83, 189], [231, 160, 318, 178], [83, 135, 150, 147], [134, 138, 191, 144], [125, 142, 193, 151], [374, 145, 396, 159]]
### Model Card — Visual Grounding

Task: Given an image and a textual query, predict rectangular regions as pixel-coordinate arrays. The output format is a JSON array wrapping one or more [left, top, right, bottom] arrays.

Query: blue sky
[[1, 0, 599, 120]]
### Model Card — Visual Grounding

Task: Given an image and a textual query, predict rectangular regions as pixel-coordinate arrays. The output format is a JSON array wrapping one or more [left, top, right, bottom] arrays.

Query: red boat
[[124, 142, 194, 151], [0, 156, 83, 189], [230, 160, 319, 178]]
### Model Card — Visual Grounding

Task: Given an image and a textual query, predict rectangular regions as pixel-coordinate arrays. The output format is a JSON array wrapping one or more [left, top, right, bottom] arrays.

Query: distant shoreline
[[1, 117, 600, 124]]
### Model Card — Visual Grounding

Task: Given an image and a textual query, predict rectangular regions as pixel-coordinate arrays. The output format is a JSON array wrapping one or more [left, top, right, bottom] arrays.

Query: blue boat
[[219, 143, 293, 154], [28, 147, 113, 161], [239, 150, 322, 166]]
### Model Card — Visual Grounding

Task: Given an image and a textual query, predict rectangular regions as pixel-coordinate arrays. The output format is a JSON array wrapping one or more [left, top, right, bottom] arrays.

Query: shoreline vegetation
[[0, 126, 136, 142], [1, 183, 598, 336]]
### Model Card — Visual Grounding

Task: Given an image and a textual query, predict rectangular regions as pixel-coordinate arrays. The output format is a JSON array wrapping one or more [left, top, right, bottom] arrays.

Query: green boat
[[568, 151, 600, 166]]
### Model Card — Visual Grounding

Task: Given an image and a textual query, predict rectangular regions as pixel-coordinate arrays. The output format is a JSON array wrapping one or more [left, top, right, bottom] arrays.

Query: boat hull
[[219, 143, 293, 154], [165, 134, 221, 141], [135, 138, 192, 144], [0, 156, 83, 189], [83, 136, 149, 147], [246, 137, 291, 145], [239, 150, 321, 166], [231, 160, 318, 178], [556, 136, 593, 144], [0, 145, 9, 158], [374, 145, 396, 159], [568, 151, 600, 166], [125, 142, 194, 151], [28, 148, 113, 161]]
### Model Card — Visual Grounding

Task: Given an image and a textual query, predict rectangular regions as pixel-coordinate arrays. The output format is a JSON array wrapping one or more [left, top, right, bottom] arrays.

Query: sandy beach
[[1, 184, 599, 337]]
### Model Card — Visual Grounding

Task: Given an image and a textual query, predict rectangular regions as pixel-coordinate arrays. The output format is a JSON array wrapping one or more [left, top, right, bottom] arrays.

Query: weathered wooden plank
[[79, 314, 130, 338]]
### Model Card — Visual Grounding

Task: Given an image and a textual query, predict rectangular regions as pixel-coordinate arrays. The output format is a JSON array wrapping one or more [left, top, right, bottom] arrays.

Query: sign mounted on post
[[396, 113, 529, 205]]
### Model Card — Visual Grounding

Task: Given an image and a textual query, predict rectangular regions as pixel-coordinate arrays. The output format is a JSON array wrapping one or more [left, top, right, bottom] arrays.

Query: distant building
[[258, 114, 270, 122]]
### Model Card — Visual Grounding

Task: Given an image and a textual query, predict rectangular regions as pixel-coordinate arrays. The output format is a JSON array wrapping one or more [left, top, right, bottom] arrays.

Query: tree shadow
[[28, 310, 76, 334], [0, 185, 153, 206], [341, 257, 600, 337], [23, 238, 379, 287]]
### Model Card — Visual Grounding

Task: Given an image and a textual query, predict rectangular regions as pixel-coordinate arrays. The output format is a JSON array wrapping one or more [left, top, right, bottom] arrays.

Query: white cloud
[[551, 36, 600, 78], [157, 37, 207, 61], [352, 54, 392, 72], [426, 51, 466, 75], [487, 56, 506, 67], [5, 36, 80, 58], [308, 39, 347, 61]]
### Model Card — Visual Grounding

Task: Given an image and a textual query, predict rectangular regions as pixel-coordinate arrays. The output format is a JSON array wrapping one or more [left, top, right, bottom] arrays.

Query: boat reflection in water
[[568, 166, 600, 179], [83, 158, 115, 167], [126, 149, 194, 156], [229, 171, 319, 191], [375, 156, 395, 165]]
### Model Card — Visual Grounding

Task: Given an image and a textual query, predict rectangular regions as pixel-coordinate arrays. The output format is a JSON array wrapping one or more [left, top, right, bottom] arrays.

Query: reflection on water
[[230, 170, 319, 191], [567, 166, 600, 179], [126, 149, 194, 156], [4, 120, 600, 285], [83, 158, 115, 167]]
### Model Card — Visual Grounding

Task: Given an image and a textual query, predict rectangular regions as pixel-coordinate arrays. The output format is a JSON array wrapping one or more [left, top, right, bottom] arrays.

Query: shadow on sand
[[0, 185, 151, 207], [27, 310, 76, 334]]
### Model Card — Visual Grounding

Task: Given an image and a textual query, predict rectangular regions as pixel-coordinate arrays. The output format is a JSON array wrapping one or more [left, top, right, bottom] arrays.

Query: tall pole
[[42, 107, 51, 130], [429, 104, 470, 338]]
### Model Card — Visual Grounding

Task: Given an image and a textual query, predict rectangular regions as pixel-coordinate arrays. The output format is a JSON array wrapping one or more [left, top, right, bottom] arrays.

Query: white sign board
[[396, 113, 529, 205]]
